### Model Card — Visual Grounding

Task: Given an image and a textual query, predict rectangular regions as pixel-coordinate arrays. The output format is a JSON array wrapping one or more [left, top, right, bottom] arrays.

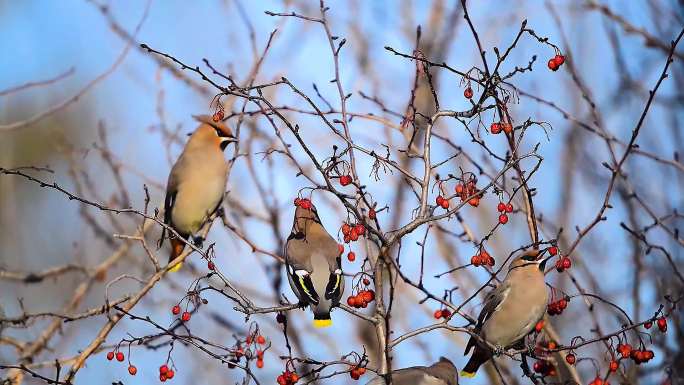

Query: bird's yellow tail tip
[[460, 371, 476, 378], [168, 262, 183, 273], [313, 319, 332, 328]]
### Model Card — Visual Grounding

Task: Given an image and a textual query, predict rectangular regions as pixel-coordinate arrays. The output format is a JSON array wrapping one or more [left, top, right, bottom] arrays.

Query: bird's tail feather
[[168, 238, 185, 272], [313, 319, 332, 328], [460, 346, 490, 378]]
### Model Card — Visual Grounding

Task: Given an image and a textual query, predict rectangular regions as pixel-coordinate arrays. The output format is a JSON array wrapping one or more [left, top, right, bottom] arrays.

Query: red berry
[[116, 352, 124, 362], [355, 224, 365, 235], [441, 309, 451, 318], [347, 251, 356, 262], [497, 202, 506, 212], [490, 122, 502, 134], [548, 246, 558, 256], [299, 199, 312, 210], [440, 198, 450, 209], [181, 311, 191, 322], [128, 365, 137, 375], [172, 305, 180, 315], [471, 255, 481, 266], [362, 290, 375, 303], [434, 309, 443, 319], [368, 208, 376, 219], [534, 320, 544, 333], [565, 353, 576, 365], [350, 369, 360, 380], [340, 175, 352, 186], [553, 54, 565, 66], [468, 197, 480, 207], [160, 374, 167, 382], [455, 183, 464, 194], [436, 195, 444, 206], [350, 228, 359, 241], [657, 317, 667, 332], [533, 361, 542, 373], [341, 223, 351, 235], [160, 365, 169, 374], [337, 243, 344, 255], [502, 123, 513, 134], [362, 278, 370, 286], [609, 360, 618, 372], [464, 87, 473, 99], [207, 261, 215, 270], [561, 257, 571, 269], [166, 369, 175, 379], [257, 335, 266, 344], [505, 203, 513, 213], [348, 296, 358, 307], [498, 213, 508, 224], [644, 321, 652, 329], [278, 375, 287, 385], [106, 351, 114, 361], [487, 256, 495, 266], [548, 58, 559, 71], [293, 198, 301, 206]]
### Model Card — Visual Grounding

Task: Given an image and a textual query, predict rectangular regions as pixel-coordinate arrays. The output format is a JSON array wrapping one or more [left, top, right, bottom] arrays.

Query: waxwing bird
[[365, 357, 458, 385], [160, 115, 236, 272], [285, 201, 344, 328], [460, 250, 550, 378]]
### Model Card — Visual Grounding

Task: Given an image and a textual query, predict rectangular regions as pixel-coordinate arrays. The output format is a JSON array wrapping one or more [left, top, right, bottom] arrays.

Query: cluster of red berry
[[547, 53, 565, 71], [171, 304, 191, 322], [158, 364, 176, 382], [341, 222, 366, 244], [617, 343, 655, 365], [454, 178, 482, 207], [277, 370, 299, 385], [547, 297, 569, 316], [433, 308, 452, 319], [349, 366, 367, 380], [532, 359, 556, 377], [644, 317, 667, 332], [496, 201, 513, 224], [105, 350, 143, 377], [490, 121, 513, 135], [293, 198, 313, 210], [347, 289, 375, 308], [471, 249, 495, 267], [212, 109, 224, 122]]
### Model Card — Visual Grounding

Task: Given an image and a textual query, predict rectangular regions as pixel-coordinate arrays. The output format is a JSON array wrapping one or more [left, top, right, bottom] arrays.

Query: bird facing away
[[285, 202, 344, 328], [460, 250, 550, 378], [160, 115, 236, 272], [365, 357, 459, 385]]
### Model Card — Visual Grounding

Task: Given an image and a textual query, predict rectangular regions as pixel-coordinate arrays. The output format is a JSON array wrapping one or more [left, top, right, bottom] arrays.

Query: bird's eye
[[521, 254, 536, 261], [214, 128, 224, 137]]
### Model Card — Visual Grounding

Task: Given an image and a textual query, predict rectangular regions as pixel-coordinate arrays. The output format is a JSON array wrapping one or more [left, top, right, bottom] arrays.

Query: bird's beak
[[538, 255, 553, 270]]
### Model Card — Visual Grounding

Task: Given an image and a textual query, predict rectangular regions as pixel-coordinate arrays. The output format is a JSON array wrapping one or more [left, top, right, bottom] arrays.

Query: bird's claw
[[193, 236, 205, 248], [493, 345, 505, 356]]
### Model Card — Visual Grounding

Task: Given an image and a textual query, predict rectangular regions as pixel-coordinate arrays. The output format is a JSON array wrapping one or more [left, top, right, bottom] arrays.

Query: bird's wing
[[464, 282, 510, 355], [159, 168, 180, 247], [285, 234, 320, 305]]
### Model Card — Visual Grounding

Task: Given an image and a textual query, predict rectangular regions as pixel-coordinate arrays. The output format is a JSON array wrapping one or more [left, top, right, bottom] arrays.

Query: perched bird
[[160, 115, 236, 272], [461, 249, 550, 378], [365, 357, 458, 385], [285, 201, 344, 328]]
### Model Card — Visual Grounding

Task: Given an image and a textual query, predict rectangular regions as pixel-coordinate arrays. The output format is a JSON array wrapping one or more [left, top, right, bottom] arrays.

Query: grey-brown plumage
[[461, 250, 550, 378], [365, 357, 458, 385], [160, 115, 236, 272], [285, 203, 344, 328]]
